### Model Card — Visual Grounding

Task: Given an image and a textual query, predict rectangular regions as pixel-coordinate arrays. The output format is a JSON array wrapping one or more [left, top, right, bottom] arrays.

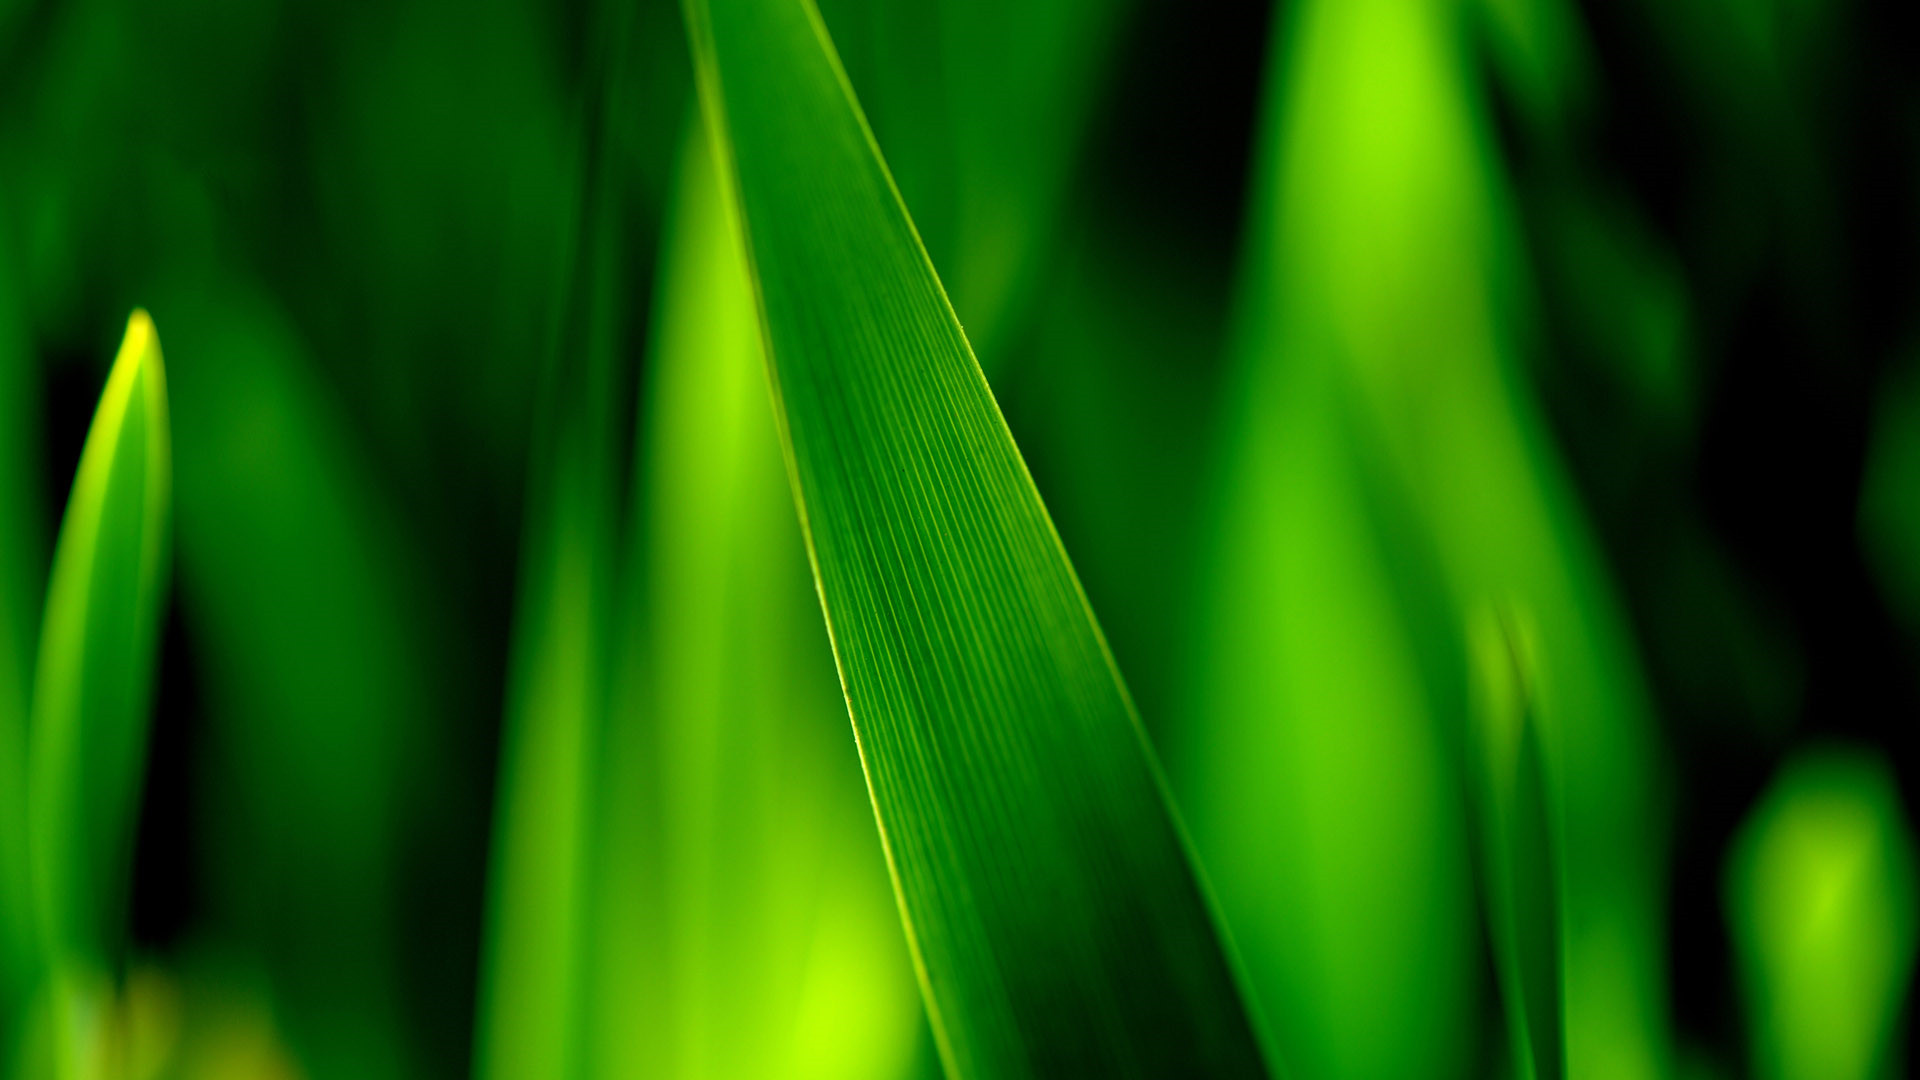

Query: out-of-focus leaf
[[813, 0, 1130, 358], [159, 281, 427, 1080], [1191, 1, 1670, 1078], [683, 1, 1269, 1075], [23, 311, 169, 1080], [584, 121, 924, 1080], [1469, 606, 1564, 1080], [1182, 302, 1477, 1080], [1725, 748, 1919, 1080], [28, 310, 170, 969], [473, 43, 628, 1077], [1860, 359, 1920, 633], [0, 207, 42, 1040]]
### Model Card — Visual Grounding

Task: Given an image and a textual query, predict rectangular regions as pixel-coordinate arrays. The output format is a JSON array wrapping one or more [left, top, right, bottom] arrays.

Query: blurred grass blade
[[1725, 749, 1919, 1080], [813, 0, 1132, 357], [683, 0, 1269, 1075], [1204, 1, 1671, 1076], [28, 309, 171, 971], [160, 281, 428, 1080], [1469, 607, 1564, 1080], [0, 213, 41, 1040], [584, 119, 925, 1080], [473, 47, 626, 1080]]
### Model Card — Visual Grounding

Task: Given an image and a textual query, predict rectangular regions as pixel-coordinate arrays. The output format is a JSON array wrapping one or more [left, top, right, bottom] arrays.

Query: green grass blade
[[584, 118, 925, 1080], [473, 70, 626, 1080], [1199, 2, 1671, 1076], [1725, 749, 1919, 1080], [0, 212, 42, 1052], [160, 283, 426, 1080], [27, 309, 171, 973], [682, 1, 1270, 1075], [1469, 608, 1565, 1080]]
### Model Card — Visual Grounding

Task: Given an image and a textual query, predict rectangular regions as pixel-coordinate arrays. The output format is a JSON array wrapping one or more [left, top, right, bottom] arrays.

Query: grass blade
[[473, 48, 627, 1079], [160, 283, 427, 1080], [1725, 749, 1919, 1080], [1199, 2, 1671, 1075], [28, 309, 171, 973], [1470, 607, 1565, 1080], [0, 216, 41, 1043], [682, 1, 1270, 1075]]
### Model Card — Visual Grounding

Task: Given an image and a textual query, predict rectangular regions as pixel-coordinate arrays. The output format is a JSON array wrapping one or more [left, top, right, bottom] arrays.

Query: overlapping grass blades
[[1470, 608, 1564, 1080], [682, 0, 1269, 1074], [1186, 1, 1667, 1077]]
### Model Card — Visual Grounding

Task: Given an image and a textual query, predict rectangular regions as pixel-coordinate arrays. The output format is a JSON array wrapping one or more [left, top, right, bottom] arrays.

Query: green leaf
[[27, 309, 171, 970], [1469, 606, 1564, 1080], [0, 208, 41, 1048], [473, 47, 627, 1079], [1725, 749, 1919, 1080], [682, 1, 1270, 1075], [160, 281, 427, 1080]]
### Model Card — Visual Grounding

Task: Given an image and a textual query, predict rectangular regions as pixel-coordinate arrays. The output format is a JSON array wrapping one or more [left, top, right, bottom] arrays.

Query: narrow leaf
[[27, 308, 171, 972], [1469, 606, 1564, 1080], [682, 1, 1270, 1075]]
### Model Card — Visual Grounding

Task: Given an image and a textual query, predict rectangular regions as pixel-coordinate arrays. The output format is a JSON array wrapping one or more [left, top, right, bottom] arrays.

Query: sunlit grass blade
[[27, 309, 171, 972], [1725, 749, 1919, 1080], [584, 119, 925, 1080], [682, 0, 1269, 1075], [1470, 607, 1564, 1080]]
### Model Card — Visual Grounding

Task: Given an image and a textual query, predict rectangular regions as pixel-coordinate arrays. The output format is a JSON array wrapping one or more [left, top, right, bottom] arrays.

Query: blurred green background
[[2, 0, 1918, 1077]]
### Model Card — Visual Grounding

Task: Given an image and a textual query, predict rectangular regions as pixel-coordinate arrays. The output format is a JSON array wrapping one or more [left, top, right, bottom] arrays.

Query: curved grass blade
[[682, 1, 1270, 1075], [27, 309, 171, 973]]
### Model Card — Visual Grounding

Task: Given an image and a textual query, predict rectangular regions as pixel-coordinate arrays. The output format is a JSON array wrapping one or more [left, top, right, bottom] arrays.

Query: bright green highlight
[[684, 0, 1270, 1073], [28, 309, 171, 972], [1727, 748, 1919, 1080], [1189, 1, 1670, 1077], [583, 121, 923, 1080]]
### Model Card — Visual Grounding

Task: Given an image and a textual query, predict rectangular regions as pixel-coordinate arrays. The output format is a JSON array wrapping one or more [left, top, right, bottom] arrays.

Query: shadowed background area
[[1, 0, 1917, 1077]]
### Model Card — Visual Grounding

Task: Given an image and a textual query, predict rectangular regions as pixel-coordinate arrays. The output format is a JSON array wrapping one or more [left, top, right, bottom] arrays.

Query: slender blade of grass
[[682, 1, 1270, 1075], [0, 209, 41, 1057], [27, 309, 171, 973], [1201, 2, 1671, 1076], [1469, 607, 1565, 1080], [473, 41, 627, 1079]]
